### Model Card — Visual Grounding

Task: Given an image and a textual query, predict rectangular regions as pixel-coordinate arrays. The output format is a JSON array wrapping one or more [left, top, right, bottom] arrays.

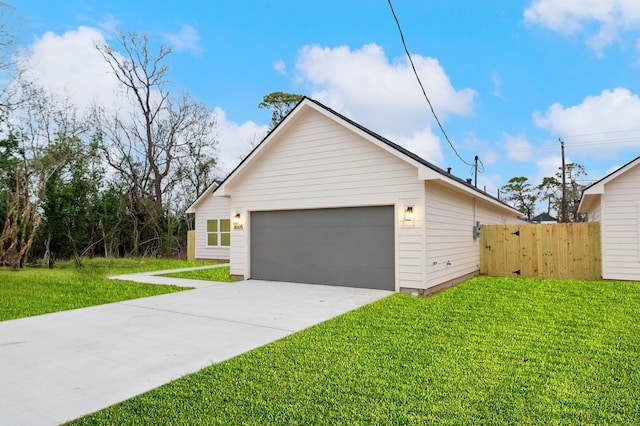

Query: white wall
[[192, 195, 231, 260], [424, 181, 521, 288], [601, 163, 640, 280], [227, 107, 424, 290]]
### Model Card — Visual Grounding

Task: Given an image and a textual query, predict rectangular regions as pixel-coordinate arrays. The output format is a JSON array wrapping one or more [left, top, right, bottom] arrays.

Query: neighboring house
[[531, 212, 558, 224], [209, 97, 521, 294], [185, 181, 231, 261], [578, 155, 640, 281]]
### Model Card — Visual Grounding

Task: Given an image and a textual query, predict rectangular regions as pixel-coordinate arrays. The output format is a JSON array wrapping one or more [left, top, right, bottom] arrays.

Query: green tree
[[258, 91, 304, 129], [537, 176, 561, 217], [500, 176, 538, 220], [91, 180, 129, 257], [0, 132, 19, 226], [0, 76, 93, 268], [40, 136, 103, 267]]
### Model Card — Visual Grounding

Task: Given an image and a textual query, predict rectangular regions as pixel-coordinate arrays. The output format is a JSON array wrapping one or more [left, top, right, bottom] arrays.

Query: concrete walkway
[[0, 270, 392, 426], [109, 263, 232, 288]]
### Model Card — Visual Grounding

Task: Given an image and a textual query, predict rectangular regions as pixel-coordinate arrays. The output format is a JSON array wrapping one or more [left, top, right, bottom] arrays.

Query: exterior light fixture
[[233, 213, 242, 229], [404, 206, 414, 222]]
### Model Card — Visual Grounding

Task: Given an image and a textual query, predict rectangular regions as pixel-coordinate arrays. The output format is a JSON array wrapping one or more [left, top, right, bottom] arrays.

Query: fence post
[[187, 230, 195, 261]]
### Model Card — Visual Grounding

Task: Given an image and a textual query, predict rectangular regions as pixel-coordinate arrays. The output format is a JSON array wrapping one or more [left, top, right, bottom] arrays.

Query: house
[[531, 212, 558, 224], [197, 98, 522, 294], [185, 181, 231, 261], [578, 155, 640, 281]]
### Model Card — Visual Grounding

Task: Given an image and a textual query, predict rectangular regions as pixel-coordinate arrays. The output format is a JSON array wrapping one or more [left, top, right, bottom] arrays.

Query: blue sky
[[10, 1, 640, 207]]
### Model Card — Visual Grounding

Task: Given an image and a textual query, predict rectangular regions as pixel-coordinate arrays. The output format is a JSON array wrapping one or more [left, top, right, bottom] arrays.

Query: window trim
[[206, 219, 231, 247]]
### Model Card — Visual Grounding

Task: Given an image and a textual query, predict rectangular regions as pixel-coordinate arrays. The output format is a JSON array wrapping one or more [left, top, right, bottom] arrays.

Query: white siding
[[192, 195, 231, 260], [424, 181, 520, 288], [228, 108, 424, 290], [601, 163, 640, 280]]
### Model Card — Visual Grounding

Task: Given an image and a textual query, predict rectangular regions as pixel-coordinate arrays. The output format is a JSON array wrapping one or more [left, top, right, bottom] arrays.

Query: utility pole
[[560, 138, 566, 223], [474, 155, 479, 187]]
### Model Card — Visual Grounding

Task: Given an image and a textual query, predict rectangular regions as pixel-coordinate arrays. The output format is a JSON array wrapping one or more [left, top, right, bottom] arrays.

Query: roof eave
[[577, 193, 599, 214], [185, 181, 220, 213], [582, 155, 640, 194], [426, 174, 521, 216], [216, 98, 309, 196], [215, 97, 520, 217]]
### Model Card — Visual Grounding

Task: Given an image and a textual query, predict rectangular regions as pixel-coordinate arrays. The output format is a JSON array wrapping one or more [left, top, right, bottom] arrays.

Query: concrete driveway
[[0, 274, 391, 426]]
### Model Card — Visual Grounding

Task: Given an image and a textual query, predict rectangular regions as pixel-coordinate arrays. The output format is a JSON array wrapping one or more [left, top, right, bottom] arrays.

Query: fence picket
[[480, 223, 601, 280]]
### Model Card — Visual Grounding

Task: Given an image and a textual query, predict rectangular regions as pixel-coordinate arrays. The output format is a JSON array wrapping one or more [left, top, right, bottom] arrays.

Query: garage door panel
[[251, 206, 394, 290]]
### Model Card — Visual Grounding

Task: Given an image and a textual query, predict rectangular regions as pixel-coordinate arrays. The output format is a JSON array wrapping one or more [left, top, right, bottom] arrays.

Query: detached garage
[[212, 97, 522, 293]]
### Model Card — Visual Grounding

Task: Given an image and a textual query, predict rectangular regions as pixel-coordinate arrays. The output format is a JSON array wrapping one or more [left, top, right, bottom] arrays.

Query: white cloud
[[491, 71, 503, 99], [524, 0, 640, 54], [503, 132, 533, 161], [533, 154, 562, 183], [16, 26, 123, 112], [96, 14, 120, 37], [165, 24, 202, 56], [293, 43, 475, 167], [17, 25, 264, 176], [389, 129, 444, 165], [273, 59, 286, 75], [481, 150, 500, 166], [214, 107, 269, 175], [533, 88, 640, 156], [478, 174, 503, 197]]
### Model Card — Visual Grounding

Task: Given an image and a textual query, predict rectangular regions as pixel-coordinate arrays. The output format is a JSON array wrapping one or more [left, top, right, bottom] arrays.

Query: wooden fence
[[480, 223, 601, 280], [187, 230, 195, 261]]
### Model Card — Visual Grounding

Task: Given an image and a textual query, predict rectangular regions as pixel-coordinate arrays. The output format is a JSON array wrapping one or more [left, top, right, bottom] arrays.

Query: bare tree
[[95, 32, 218, 255], [171, 102, 219, 213], [96, 32, 172, 216], [0, 161, 42, 269], [556, 163, 588, 222], [0, 3, 21, 122], [0, 2, 14, 72]]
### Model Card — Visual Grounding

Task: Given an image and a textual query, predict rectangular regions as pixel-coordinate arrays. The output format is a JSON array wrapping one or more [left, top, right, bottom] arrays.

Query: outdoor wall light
[[233, 213, 242, 229], [404, 206, 414, 222]]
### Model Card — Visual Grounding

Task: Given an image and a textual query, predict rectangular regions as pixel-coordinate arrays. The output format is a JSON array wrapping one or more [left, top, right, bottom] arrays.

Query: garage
[[250, 206, 395, 290]]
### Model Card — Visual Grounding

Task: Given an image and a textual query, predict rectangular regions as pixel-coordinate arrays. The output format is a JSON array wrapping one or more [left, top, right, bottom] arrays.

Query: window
[[207, 219, 230, 247]]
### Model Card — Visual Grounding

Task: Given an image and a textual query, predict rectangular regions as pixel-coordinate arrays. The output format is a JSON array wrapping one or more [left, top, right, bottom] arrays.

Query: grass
[[72, 276, 640, 425], [160, 266, 237, 282], [0, 257, 216, 321]]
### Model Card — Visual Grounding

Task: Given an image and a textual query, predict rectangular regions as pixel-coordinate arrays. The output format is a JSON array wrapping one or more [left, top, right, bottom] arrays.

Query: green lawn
[[72, 276, 640, 425], [160, 266, 237, 282], [0, 257, 215, 321]]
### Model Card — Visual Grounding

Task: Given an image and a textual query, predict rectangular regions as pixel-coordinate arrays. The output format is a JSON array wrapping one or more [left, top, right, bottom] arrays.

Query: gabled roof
[[215, 97, 520, 215], [578, 155, 640, 213], [185, 180, 221, 213], [531, 212, 557, 223]]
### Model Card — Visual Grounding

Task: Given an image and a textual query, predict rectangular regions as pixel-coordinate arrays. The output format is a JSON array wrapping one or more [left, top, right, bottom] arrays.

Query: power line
[[386, 0, 475, 168], [506, 137, 640, 153], [561, 128, 640, 139]]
